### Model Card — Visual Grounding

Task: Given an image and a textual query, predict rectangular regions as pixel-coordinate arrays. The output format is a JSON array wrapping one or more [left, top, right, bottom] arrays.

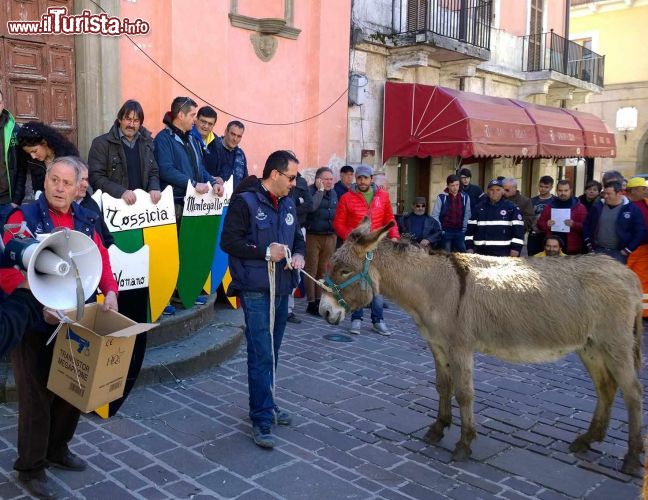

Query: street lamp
[[616, 106, 638, 142]]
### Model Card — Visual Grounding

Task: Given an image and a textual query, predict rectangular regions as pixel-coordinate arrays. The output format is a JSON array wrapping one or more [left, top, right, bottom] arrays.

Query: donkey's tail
[[634, 304, 643, 374]]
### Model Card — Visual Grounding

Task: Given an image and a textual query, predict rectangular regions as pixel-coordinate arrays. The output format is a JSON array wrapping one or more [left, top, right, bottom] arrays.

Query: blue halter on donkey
[[323, 251, 374, 311]]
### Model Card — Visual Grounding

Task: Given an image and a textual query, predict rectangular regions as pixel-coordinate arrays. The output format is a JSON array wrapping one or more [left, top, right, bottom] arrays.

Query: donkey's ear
[[348, 216, 372, 241], [355, 221, 395, 255]]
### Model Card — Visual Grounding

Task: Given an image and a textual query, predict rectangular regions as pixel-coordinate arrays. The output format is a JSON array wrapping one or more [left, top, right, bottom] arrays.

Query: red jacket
[[333, 185, 399, 241], [537, 197, 587, 254]]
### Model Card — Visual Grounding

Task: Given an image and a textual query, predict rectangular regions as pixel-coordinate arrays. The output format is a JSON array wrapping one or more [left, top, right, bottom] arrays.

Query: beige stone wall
[[573, 81, 648, 178]]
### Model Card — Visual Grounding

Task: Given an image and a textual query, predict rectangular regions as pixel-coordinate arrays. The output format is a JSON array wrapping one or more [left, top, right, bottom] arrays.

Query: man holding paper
[[537, 180, 587, 255]]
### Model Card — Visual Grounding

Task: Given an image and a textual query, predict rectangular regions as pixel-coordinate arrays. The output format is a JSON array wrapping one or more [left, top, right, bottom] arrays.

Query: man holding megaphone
[[1, 156, 119, 500]]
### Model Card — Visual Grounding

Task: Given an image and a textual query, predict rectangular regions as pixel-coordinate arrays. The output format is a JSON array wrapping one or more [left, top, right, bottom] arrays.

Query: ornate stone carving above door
[[250, 33, 278, 62]]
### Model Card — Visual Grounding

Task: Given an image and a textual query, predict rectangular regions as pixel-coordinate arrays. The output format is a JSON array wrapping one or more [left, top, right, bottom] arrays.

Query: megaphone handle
[[62, 228, 85, 321]]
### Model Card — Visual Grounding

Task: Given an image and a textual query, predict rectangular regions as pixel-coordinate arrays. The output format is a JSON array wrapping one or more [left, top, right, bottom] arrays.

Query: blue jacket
[[21, 195, 98, 239], [399, 213, 442, 246], [431, 191, 471, 232], [465, 198, 525, 256], [461, 183, 484, 214], [306, 186, 337, 235], [154, 114, 213, 203], [221, 180, 303, 296], [204, 136, 248, 189], [583, 199, 646, 253]]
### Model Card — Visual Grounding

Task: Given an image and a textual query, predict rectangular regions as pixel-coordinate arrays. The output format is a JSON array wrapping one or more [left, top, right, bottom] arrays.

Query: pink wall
[[119, 0, 350, 175], [498, 0, 566, 37]]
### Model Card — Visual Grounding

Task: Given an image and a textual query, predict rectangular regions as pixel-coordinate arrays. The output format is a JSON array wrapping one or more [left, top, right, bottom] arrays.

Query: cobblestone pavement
[[0, 299, 645, 499]]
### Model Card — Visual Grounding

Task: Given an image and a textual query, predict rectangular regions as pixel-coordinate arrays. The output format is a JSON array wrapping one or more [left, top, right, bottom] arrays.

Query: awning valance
[[382, 83, 616, 163]]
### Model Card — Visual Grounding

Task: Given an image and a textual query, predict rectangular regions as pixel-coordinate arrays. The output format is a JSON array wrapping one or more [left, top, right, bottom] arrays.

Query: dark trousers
[[11, 326, 80, 477]]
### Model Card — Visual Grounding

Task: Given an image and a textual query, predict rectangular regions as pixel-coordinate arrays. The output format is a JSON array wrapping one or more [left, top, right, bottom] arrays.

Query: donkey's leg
[[448, 349, 476, 461], [423, 343, 453, 444], [570, 347, 617, 452], [603, 354, 644, 475]]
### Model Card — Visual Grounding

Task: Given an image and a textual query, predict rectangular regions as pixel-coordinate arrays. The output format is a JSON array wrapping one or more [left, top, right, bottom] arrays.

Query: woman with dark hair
[[17, 121, 79, 195], [578, 179, 602, 212]]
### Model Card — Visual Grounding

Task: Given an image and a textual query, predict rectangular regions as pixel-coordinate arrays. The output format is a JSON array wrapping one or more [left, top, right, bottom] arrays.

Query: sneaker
[[349, 319, 361, 334], [372, 321, 391, 336], [286, 312, 301, 324], [162, 304, 176, 316], [273, 407, 292, 426], [306, 302, 319, 316], [194, 295, 208, 305], [252, 424, 275, 449]]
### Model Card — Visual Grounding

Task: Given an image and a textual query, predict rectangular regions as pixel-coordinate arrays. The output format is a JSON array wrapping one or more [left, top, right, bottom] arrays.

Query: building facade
[[349, 0, 608, 213], [571, 0, 648, 178], [1, 0, 351, 176]]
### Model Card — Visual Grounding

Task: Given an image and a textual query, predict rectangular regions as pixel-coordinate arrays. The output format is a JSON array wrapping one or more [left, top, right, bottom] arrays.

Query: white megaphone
[[3, 229, 102, 311]]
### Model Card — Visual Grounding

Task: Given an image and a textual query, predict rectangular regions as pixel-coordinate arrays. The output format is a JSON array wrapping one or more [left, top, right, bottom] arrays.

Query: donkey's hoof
[[451, 444, 471, 462], [423, 426, 444, 444], [569, 438, 590, 453], [621, 455, 641, 476]]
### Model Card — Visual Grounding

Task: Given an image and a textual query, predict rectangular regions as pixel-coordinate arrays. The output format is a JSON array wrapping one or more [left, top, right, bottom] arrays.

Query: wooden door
[[0, 0, 77, 144]]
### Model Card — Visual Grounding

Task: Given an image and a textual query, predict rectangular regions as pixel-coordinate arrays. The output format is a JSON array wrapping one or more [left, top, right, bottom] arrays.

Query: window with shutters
[[407, 0, 428, 32], [527, 0, 544, 71]]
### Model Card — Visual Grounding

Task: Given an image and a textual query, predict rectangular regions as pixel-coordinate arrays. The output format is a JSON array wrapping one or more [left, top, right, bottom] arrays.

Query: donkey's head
[[319, 217, 395, 325]]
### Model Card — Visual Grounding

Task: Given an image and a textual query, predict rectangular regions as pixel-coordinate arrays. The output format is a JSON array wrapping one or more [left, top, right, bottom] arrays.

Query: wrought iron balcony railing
[[521, 30, 605, 86], [393, 0, 492, 51]]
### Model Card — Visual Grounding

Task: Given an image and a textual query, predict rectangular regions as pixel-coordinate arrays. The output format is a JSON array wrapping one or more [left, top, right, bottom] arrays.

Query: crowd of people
[[1, 86, 648, 496]]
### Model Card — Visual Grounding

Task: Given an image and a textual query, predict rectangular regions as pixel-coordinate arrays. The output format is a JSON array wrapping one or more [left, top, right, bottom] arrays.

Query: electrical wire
[[88, 0, 349, 127]]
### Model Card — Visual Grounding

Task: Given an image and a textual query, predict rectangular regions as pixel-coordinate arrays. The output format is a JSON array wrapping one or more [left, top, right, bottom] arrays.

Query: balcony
[[521, 31, 605, 87], [391, 0, 492, 61]]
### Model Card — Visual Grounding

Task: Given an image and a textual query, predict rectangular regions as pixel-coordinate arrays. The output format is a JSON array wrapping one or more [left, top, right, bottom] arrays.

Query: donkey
[[319, 218, 644, 474]]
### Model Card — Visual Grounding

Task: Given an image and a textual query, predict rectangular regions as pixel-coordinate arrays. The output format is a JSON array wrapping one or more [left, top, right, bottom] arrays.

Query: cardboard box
[[47, 303, 156, 413]]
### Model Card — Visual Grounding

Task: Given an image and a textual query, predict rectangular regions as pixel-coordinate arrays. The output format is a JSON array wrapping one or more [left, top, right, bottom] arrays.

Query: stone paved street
[[0, 299, 645, 499]]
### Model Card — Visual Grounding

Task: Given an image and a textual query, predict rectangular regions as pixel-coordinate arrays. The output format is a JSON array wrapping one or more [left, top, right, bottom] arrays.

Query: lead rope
[[266, 244, 333, 419]]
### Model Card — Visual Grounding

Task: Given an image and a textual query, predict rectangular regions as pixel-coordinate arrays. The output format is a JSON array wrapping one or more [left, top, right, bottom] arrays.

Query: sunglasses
[[415, 204, 426, 208], [277, 170, 297, 182]]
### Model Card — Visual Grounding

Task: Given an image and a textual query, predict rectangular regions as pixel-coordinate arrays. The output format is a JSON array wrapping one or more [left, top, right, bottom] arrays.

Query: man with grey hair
[[503, 177, 534, 235], [2, 156, 119, 499]]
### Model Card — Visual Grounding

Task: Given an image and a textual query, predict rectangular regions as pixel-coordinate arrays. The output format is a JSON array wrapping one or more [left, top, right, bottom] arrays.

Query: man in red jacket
[[333, 165, 399, 336], [537, 179, 587, 255]]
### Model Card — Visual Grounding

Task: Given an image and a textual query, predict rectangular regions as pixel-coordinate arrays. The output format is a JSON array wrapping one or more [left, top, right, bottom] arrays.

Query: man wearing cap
[[465, 179, 525, 257], [459, 168, 484, 214], [333, 164, 399, 336], [625, 176, 648, 316], [399, 197, 441, 247], [432, 174, 470, 252]]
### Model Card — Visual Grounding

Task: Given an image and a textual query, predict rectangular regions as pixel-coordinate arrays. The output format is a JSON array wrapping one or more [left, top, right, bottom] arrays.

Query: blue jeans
[[240, 291, 289, 426], [351, 294, 384, 323], [443, 229, 466, 253]]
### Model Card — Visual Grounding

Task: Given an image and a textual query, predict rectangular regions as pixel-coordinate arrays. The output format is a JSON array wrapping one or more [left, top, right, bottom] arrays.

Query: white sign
[[109, 245, 149, 291], [102, 186, 175, 232], [182, 178, 233, 217], [551, 208, 571, 233]]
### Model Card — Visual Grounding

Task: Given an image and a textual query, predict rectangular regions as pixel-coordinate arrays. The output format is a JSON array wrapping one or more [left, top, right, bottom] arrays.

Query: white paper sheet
[[551, 208, 571, 233]]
